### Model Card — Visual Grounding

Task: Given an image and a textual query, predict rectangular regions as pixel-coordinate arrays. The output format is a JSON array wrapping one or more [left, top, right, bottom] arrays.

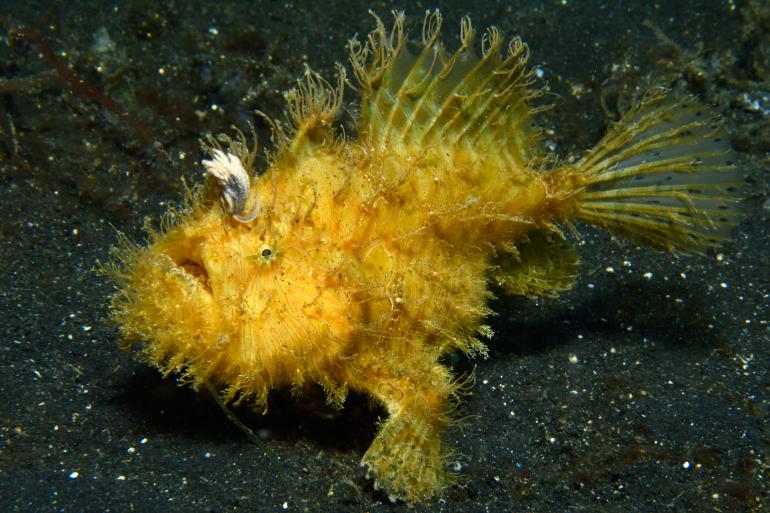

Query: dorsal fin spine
[[396, 47, 457, 144], [465, 68, 531, 146], [381, 10, 443, 147], [391, 47, 440, 144], [412, 17, 478, 145], [348, 11, 406, 145], [393, 13, 475, 145], [451, 39, 530, 146], [428, 30, 511, 145]]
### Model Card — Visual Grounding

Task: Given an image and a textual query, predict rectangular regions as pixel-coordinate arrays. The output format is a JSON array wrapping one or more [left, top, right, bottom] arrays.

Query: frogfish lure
[[107, 11, 741, 503]]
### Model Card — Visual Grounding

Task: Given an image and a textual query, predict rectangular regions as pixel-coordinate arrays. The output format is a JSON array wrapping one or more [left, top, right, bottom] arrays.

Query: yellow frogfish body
[[107, 12, 741, 503]]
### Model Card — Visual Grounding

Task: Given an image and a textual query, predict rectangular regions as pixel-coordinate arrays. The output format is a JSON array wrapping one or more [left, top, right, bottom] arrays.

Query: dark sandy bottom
[[1, 1, 767, 512]]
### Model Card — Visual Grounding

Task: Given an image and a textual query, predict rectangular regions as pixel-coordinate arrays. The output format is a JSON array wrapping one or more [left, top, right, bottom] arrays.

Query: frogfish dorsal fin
[[265, 66, 346, 161], [349, 10, 544, 166]]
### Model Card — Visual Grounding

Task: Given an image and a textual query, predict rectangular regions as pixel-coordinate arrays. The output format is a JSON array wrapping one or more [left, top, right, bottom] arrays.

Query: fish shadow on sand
[[113, 365, 380, 452], [485, 275, 728, 358], [112, 275, 723, 455]]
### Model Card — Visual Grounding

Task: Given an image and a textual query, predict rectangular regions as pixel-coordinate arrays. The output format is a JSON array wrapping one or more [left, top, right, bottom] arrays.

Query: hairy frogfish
[[107, 11, 742, 503]]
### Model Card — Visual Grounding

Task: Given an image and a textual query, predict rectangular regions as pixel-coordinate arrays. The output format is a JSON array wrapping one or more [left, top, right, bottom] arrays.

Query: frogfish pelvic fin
[[106, 10, 742, 503]]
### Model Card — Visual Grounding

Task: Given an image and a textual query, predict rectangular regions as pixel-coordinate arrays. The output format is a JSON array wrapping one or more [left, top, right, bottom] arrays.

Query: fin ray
[[555, 91, 742, 253], [350, 10, 541, 164], [491, 230, 579, 297]]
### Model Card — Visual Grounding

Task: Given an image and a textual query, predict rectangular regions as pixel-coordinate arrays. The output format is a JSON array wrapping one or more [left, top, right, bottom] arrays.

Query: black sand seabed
[[1, 1, 767, 512]]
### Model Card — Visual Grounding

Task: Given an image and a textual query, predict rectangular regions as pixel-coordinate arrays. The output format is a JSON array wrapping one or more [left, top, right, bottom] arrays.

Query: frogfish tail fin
[[549, 90, 742, 254]]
